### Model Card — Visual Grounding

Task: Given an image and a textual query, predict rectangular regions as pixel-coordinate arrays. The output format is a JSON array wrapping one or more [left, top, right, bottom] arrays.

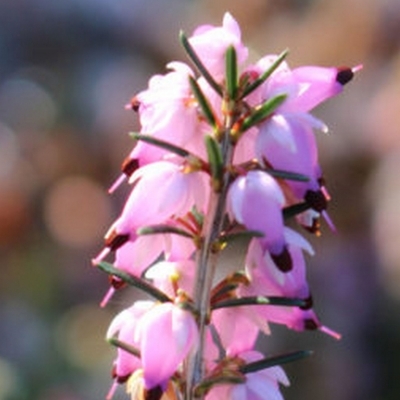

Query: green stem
[[185, 121, 234, 400]]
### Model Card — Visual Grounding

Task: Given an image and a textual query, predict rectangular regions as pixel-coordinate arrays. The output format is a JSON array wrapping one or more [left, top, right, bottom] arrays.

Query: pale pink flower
[[228, 170, 285, 256], [105, 301, 154, 398], [109, 62, 204, 192], [189, 13, 248, 80], [253, 55, 355, 114], [135, 302, 199, 389], [112, 160, 208, 237], [212, 306, 261, 357]]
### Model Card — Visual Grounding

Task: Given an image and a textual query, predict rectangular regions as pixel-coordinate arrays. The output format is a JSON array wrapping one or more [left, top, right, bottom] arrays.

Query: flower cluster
[[93, 13, 358, 400]]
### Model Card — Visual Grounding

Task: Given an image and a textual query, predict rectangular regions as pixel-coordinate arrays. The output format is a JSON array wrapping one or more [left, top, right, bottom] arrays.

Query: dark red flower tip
[[336, 67, 354, 85], [299, 294, 313, 310], [145, 385, 164, 400], [121, 156, 139, 177], [303, 318, 319, 331], [304, 189, 328, 212], [271, 246, 293, 272], [105, 231, 130, 251]]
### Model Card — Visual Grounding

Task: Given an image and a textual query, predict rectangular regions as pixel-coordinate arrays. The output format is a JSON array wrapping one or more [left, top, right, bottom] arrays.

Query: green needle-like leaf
[[241, 48, 289, 98], [212, 296, 307, 310], [265, 168, 310, 182], [189, 77, 218, 128], [240, 350, 313, 374], [97, 261, 172, 303], [137, 224, 194, 238], [283, 202, 311, 220], [241, 94, 287, 132], [205, 135, 224, 192], [225, 45, 238, 100], [129, 132, 191, 158], [179, 30, 223, 96], [219, 229, 265, 244], [108, 337, 141, 358]]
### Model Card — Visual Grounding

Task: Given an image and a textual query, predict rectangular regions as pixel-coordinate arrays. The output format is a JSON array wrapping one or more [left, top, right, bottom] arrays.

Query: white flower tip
[[108, 174, 126, 194], [352, 64, 363, 73], [319, 325, 342, 340]]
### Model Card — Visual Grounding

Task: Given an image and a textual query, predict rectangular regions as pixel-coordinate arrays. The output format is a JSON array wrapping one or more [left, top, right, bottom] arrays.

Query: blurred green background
[[1, 0, 400, 399]]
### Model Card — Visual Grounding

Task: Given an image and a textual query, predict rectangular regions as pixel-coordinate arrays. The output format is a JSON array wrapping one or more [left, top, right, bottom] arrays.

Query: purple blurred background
[[1, 0, 400, 399]]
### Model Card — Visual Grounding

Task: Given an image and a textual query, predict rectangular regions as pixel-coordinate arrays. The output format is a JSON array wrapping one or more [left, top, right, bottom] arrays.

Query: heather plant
[[92, 13, 359, 400]]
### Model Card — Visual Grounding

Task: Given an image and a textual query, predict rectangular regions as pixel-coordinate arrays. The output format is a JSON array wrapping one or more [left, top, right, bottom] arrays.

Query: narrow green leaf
[[265, 168, 310, 182], [129, 132, 191, 158], [108, 337, 141, 358], [241, 94, 287, 132], [283, 202, 311, 220], [240, 350, 313, 374], [205, 135, 224, 191], [225, 45, 238, 100], [179, 30, 222, 96], [189, 76, 217, 128], [212, 296, 307, 310], [137, 224, 194, 238], [241, 48, 289, 98], [97, 261, 172, 303], [219, 229, 264, 244]]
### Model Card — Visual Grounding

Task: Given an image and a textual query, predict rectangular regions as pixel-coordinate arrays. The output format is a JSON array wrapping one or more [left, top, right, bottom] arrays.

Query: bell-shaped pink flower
[[105, 301, 154, 398], [135, 302, 199, 390], [113, 160, 208, 235], [254, 55, 356, 114], [212, 306, 261, 357], [256, 112, 325, 196], [134, 62, 206, 163], [189, 12, 248, 80], [228, 170, 285, 256]]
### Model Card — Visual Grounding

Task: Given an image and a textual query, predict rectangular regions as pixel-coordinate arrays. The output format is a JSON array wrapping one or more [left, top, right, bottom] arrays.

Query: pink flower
[[212, 306, 262, 357], [109, 160, 208, 240], [135, 302, 199, 389], [189, 13, 248, 79], [253, 55, 355, 114], [228, 170, 285, 256], [106, 301, 154, 398]]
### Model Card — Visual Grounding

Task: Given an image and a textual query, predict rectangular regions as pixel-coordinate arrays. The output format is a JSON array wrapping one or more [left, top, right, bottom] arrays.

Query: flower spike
[[93, 12, 359, 400]]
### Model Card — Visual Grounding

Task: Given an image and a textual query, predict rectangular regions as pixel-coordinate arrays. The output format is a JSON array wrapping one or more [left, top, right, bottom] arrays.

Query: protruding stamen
[[108, 174, 126, 194], [92, 247, 111, 265], [100, 286, 116, 308], [321, 210, 337, 233], [319, 325, 342, 340], [106, 381, 119, 400]]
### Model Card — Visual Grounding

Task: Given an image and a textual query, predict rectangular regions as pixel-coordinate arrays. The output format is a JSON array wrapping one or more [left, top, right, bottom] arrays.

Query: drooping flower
[[135, 302, 199, 390], [227, 170, 286, 259], [189, 12, 248, 80]]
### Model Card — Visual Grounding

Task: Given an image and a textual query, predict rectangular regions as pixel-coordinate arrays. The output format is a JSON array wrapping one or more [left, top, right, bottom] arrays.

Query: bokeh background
[[1, 0, 400, 399]]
